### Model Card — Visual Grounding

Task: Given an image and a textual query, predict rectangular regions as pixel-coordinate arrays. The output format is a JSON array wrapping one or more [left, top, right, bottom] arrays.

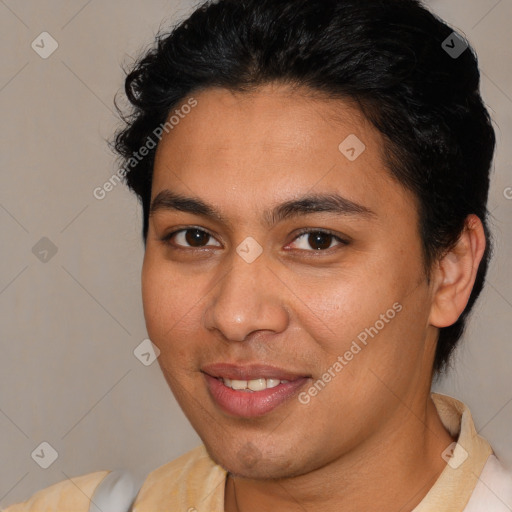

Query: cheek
[[141, 256, 165, 338], [141, 253, 209, 369], [291, 265, 403, 354], [295, 253, 428, 389], [141, 254, 186, 344]]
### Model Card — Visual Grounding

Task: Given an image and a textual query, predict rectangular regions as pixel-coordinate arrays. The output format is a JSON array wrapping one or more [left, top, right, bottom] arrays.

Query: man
[[4, 0, 511, 510]]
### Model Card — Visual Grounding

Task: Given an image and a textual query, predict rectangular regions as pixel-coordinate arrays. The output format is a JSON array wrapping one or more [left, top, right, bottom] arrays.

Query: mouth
[[201, 363, 311, 418], [217, 376, 290, 391]]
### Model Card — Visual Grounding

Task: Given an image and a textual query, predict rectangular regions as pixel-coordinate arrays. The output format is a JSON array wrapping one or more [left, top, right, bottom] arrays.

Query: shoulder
[[139, 444, 217, 485], [1, 470, 110, 512], [2, 446, 225, 512], [464, 455, 512, 511], [132, 444, 227, 511]]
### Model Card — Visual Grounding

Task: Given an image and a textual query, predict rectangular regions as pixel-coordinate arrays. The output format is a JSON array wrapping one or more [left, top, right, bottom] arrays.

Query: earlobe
[[429, 214, 487, 328]]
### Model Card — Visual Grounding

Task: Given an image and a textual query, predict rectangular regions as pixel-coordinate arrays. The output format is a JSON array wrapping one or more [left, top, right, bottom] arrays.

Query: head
[[111, 0, 494, 479]]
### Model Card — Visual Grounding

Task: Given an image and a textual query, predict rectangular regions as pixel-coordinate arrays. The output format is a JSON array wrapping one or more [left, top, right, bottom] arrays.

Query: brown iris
[[185, 229, 211, 247], [307, 232, 333, 250]]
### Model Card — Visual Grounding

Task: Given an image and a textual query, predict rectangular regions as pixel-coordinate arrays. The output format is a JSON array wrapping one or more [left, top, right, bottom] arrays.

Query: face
[[142, 84, 439, 479]]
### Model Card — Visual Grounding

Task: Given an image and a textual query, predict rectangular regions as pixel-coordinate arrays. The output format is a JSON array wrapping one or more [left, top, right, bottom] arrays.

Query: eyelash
[[159, 227, 349, 253]]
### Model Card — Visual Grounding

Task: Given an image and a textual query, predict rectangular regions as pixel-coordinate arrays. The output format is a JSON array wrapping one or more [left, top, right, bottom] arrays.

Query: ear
[[429, 214, 487, 328]]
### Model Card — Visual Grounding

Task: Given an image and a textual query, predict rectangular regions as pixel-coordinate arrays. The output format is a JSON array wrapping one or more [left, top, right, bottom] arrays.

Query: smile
[[201, 363, 310, 417], [219, 377, 288, 391]]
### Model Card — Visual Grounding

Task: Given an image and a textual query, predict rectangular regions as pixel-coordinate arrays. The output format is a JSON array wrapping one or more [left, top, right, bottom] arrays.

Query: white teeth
[[221, 377, 289, 391], [230, 379, 248, 390], [248, 378, 266, 391], [266, 379, 280, 388]]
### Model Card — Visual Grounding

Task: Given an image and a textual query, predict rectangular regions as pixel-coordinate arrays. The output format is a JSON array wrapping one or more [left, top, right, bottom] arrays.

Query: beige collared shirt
[[3, 392, 511, 511]]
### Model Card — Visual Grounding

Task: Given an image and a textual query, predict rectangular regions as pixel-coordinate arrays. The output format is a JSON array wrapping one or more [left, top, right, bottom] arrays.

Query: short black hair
[[111, 0, 496, 374]]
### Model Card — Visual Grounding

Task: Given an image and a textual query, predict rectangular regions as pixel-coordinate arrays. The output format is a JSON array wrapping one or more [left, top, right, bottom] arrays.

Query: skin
[[141, 83, 486, 512]]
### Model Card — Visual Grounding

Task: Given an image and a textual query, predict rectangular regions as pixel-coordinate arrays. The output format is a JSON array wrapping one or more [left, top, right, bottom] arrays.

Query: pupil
[[186, 229, 209, 247], [309, 232, 332, 250]]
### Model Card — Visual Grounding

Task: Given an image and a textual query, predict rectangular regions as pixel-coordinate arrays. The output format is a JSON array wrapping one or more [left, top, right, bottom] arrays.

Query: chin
[[203, 439, 311, 480]]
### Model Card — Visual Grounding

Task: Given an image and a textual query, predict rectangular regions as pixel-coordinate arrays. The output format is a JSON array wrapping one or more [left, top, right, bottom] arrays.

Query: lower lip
[[204, 374, 309, 418]]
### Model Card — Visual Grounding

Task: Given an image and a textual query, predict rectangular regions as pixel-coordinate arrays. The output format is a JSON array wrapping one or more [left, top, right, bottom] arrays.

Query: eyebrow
[[149, 189, 376, 228]]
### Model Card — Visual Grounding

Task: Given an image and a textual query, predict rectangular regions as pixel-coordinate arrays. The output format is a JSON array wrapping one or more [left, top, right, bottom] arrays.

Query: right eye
[[161, 228, 222, 249]]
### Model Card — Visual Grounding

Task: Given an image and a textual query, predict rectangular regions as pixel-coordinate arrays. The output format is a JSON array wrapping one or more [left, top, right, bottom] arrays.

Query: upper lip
[[201, 363, 309, 381]]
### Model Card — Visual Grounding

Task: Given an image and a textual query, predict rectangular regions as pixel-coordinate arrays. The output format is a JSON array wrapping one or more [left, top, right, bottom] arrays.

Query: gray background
[[1, 0, 511, 507]]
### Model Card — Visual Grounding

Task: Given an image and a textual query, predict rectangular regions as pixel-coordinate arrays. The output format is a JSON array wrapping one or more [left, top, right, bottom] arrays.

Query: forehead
[[151, 84, 417, 224]]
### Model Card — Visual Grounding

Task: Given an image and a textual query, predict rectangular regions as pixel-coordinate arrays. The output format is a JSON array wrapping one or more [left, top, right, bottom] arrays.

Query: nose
[[202, 252, 289, 342]]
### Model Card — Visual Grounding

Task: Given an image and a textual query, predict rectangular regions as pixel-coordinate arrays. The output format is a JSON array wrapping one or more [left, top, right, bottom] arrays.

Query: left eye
[[289, 230, 347, 251]]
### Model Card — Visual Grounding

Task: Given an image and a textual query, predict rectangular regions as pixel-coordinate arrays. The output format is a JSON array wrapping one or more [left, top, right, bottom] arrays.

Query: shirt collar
[[411, 392, 493, 512]]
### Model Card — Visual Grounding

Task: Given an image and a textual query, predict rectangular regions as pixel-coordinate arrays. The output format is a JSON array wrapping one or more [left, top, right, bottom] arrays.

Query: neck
[[225, 394, 455, 512]]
